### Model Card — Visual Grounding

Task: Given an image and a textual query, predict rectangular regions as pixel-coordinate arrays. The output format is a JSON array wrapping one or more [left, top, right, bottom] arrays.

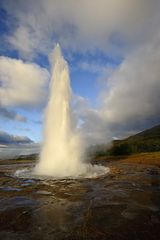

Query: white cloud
[[0, 106, 27, 122], [7, 26, 39, 58], [78, 61, 113, 74], [2, 0, 158, 57], [0, 56, 49, 107], [77, 34, 160, 144], [101, 36, 160, 125]]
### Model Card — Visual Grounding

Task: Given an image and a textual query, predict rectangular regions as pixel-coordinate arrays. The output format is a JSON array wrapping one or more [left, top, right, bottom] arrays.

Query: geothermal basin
[[0, 156, 160, 240]]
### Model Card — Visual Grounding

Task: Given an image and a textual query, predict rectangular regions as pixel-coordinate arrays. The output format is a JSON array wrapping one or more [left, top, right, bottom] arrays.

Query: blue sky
[[0, 0, 160, 148]]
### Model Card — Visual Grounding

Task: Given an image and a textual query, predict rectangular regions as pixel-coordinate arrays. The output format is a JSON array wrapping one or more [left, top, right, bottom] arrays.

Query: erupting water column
[[35, 44, 82, 177], [35, 44, 109, 178]]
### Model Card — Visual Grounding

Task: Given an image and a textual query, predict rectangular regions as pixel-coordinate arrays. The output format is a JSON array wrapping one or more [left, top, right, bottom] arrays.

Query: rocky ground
[[0, 155, 160, 240]]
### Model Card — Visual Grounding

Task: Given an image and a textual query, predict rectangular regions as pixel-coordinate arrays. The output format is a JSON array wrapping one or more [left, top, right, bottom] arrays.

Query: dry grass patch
[[119, 152, 160, 166]]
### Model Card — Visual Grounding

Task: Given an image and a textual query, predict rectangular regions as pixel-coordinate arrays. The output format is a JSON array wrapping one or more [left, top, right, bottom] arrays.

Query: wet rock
[[36, 190, 52, 196], [121, 210, 137, 220], [0, 186, 21, 192], [151, 215, 160, 223], [1, 158, 160, 239], [148, 169, 159, 175]]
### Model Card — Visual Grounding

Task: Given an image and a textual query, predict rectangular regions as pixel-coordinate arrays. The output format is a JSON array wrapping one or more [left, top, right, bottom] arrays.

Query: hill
[[127, 124, 160, 141], [109, 124, 160, 155]]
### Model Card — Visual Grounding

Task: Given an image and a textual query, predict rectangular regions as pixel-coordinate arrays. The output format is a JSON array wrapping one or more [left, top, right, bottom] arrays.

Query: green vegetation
[[92, 124, 160, 158], [109, 124, 160, 156], [109, 142, 132, 156]]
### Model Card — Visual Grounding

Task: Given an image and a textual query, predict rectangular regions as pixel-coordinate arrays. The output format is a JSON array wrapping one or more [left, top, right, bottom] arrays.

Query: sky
[[0, 0, 160, 155]]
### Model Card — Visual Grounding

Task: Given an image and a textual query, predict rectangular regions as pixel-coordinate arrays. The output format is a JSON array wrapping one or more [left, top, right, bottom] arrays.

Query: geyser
[[34, 44, 109, 178]]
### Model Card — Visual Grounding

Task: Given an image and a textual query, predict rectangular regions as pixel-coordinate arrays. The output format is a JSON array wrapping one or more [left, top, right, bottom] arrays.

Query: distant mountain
[[110, 124, 160, 155]]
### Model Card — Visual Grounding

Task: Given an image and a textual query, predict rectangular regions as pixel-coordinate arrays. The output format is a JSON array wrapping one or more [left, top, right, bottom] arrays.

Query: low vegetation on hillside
[[110, 125, 160, 155], [94, 125, 160, 157]]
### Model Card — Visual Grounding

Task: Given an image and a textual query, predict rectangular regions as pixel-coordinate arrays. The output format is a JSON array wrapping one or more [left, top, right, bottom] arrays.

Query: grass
[[119, 152, 160, 167], [94, 151, 160, 167]]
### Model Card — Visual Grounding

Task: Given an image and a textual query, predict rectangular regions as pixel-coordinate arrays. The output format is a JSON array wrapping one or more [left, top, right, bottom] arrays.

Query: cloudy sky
[[0, 0, 160, 152]]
